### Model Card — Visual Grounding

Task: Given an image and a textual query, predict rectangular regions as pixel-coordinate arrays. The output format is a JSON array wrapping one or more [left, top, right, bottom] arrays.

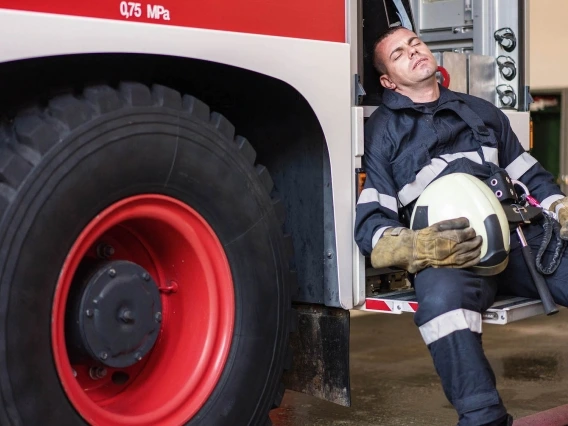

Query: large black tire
[[0, 83, 295, 425]]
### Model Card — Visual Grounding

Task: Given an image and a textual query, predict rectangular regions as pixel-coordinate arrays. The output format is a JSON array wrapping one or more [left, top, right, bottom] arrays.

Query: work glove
[[370, 217, 483, 274], [549, 196, 568, 240]]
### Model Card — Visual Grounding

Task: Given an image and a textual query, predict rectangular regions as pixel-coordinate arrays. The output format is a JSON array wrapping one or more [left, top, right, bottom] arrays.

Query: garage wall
[[530, 0, 568, 89]]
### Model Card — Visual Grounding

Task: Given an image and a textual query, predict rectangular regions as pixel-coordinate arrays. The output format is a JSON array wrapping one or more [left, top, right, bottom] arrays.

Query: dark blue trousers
[[414, 222, 568, 426]]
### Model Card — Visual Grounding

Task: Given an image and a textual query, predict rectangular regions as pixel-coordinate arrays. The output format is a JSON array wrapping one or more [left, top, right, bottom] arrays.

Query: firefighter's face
[[376, 28, 438, 90]]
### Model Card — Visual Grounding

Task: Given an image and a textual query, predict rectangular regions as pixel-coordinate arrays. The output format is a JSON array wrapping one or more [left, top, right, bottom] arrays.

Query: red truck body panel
[[0, 0, 346, 42]]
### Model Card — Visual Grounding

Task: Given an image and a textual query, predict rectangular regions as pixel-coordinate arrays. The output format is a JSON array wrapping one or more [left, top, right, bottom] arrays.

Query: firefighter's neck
[[395, 78, 440, 104]]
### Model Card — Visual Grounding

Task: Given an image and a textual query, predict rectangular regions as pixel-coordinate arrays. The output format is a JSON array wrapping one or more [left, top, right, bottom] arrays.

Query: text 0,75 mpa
[[119, 2, 171, 21]]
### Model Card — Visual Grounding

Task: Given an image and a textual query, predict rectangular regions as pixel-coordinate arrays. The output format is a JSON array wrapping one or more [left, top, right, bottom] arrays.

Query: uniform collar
[[382, 84, 462, 113]]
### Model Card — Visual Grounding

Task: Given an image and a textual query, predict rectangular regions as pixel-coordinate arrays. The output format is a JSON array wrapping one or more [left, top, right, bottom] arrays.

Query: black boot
[[482, 414, 513, 426], [458, 414, 513, 426]]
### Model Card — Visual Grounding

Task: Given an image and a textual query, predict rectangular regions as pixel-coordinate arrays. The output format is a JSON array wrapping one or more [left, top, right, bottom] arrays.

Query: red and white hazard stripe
[[365, 298, 419, 314]]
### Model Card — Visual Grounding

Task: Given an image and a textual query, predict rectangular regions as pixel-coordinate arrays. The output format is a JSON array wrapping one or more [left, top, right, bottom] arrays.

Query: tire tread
[[0, 82, 296, 425], [182, 95, 210, 122], [152, 84, 183, 109], [119, 82, 153, 107], [14, 111, 62, 155], [210, 112, 236, 140], [255, 164, 274, 193], [84, 85, 123, 114], [48, 94, 96, 130], [235, 136, 257, 165]]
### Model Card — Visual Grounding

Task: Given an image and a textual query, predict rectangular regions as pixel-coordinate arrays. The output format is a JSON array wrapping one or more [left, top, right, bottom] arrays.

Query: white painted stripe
[[398, 158, 448, 206], [505, 152, 538, 180], [541, 194, 565, 211], [481, 147, 499, 166], [0, 9, 356, 311], [358, 188, 398, 213], [440, 151, 483, 164], [371, 227, 392, 249], [419, 309, 482, 346]]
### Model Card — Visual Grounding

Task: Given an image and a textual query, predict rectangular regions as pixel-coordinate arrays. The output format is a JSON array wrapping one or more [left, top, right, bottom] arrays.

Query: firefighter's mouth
[[413, 58, 427, 70]]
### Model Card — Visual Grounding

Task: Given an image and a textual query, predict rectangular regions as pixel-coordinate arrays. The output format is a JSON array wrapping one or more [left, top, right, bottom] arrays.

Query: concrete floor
[[271, 309, 568, 426]]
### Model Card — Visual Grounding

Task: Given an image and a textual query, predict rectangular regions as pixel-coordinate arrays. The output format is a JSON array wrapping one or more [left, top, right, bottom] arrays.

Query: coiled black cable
[[536, 214, 566, 275]]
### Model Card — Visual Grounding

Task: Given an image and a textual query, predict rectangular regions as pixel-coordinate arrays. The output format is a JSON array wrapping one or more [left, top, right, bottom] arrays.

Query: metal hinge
[[354, 74, 366, 106]]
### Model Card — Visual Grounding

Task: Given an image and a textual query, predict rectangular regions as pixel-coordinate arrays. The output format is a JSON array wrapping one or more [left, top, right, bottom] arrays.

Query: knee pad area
[[414, 268, 494, 325]]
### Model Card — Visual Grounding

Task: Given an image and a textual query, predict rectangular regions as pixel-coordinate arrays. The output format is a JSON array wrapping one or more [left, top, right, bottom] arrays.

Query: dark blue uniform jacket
[[355, 85, 564, 256]]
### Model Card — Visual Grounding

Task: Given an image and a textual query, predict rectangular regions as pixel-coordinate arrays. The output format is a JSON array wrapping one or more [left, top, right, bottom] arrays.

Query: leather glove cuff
[[550, 196, 568, 239]]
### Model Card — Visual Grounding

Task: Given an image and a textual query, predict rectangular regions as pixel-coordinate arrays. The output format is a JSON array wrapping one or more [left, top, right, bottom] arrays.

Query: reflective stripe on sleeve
[[505, 152, 538, 180], [371, 226, 392, 249], [440, 151, 483, 164], [358, 188, 398, 214], [540, 194, 565, 211], [398, 158, 447, 206], [481, 147, 499, 166], [419, 309, 482, 346]]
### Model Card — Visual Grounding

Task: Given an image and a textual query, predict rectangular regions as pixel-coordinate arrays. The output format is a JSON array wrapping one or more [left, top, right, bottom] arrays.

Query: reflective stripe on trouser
[[413, 268, 507, 426]]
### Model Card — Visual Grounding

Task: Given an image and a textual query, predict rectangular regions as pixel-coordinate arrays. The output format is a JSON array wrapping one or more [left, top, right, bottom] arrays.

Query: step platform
[[363, 289, 545, 325]]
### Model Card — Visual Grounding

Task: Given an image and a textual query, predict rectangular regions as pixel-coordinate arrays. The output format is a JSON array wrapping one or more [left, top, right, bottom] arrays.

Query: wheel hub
[[53, 194, 235, 424], [67, 260, 162, 368]]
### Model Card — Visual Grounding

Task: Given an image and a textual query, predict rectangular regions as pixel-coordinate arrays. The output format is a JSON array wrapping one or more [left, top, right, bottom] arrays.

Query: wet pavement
[[271, 309, 568, 426]]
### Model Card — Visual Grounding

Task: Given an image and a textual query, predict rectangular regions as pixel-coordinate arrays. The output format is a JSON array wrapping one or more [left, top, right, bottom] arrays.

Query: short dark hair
[[372, 26, 406, 75]]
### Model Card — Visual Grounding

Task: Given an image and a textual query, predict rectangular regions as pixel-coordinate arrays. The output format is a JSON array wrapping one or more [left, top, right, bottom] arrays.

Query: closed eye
[[408, 36, 422, 47]]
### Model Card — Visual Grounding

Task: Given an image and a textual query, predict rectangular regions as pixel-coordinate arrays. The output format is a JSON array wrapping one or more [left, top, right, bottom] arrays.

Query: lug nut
[[155, 312, 162, 323], [99, 351, 108, 360], [134, 352, 142, 361], [142, 272, 150, 281], [89, 366, 108, 380], [85, 309, 93, 318], [108, 269, 116, 278], [97, 244, 115, 259]]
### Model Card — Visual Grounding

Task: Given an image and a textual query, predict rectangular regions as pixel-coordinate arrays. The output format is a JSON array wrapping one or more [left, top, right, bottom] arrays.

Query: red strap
[[437, 66, 451, 88]]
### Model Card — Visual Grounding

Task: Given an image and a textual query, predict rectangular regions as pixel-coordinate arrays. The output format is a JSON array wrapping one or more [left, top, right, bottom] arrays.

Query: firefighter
[[354, 25, 568, 426]]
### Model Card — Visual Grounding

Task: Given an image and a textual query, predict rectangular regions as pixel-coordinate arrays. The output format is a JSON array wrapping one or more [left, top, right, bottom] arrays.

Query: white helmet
[[410, 173, 510, 276]]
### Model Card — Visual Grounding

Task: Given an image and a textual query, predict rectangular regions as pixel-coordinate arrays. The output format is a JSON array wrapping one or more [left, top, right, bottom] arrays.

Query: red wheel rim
[[52, 195, 234, 425]]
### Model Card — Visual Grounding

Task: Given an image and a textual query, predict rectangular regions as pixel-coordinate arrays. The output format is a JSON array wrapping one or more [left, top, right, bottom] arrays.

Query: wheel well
[[0, 53, 338, 306]]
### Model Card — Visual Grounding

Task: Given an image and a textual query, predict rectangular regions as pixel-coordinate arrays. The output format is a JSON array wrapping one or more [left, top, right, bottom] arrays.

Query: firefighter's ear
[[380, 74, 396, 90]]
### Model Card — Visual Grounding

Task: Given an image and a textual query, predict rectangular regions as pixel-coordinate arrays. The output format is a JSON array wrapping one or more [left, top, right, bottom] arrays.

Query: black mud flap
[[283, 305, 350, 407]]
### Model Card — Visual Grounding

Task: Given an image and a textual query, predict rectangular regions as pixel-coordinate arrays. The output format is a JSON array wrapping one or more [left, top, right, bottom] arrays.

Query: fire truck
[[0, 0, 542, 425]]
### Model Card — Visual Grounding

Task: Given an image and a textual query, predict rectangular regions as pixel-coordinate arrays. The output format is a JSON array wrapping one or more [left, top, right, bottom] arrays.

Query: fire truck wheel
[[0, 83, 296, 426]]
